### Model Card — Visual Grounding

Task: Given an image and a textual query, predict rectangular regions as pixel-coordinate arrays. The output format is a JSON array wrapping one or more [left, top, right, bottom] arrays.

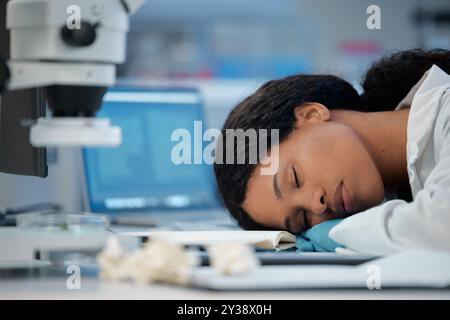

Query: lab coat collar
[[395, 65, 450, 195]]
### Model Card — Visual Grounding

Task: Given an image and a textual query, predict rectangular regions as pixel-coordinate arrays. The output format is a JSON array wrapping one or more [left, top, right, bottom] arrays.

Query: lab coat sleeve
[[330, 96, 450, 256]]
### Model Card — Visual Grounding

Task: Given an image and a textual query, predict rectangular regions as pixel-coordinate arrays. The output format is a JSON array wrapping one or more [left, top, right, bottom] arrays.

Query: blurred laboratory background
[[1, 0, 449, 213]]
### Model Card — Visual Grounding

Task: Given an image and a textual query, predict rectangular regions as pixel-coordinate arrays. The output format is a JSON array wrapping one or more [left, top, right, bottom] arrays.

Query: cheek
[[296, 126, 384, 207], [353, 162, 385, 207], [295, 132, 352, 176], [315, 126, 371, 170], [326, 133, 385, 207]]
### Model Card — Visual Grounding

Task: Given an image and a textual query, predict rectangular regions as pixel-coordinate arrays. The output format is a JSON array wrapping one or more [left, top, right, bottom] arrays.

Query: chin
[[357, 199, 382, 214]]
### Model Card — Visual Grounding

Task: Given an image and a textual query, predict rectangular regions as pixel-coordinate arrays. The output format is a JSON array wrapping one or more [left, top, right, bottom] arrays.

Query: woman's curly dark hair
[[214, 48, 450, 230], [360, 49, 450, 111]]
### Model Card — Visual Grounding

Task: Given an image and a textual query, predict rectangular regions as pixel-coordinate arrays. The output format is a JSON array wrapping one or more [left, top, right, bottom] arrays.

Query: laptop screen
[[82, 87, 220, 214]]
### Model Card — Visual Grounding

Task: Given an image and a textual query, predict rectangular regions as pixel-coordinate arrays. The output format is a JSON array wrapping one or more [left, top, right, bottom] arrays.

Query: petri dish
[[16, 213, 109, 234]]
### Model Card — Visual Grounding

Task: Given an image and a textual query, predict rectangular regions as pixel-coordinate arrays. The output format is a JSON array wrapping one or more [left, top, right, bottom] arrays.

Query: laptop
[[81, 87, 235, 229]]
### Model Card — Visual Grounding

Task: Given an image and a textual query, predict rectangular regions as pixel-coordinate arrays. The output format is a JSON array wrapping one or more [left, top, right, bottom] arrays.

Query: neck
[[330, 109, 410, 190]]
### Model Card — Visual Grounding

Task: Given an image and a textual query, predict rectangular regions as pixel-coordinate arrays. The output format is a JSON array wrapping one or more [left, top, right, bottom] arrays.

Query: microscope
[[0, 0, 146, 267], [0, 0, 145, 146]]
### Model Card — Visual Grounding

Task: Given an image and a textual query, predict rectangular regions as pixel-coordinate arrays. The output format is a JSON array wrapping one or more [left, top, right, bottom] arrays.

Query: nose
[[293, 186, 327, 215], [292, 186, 330, 230], [303, 187, 330, 229], [310, 187, 327, 215]]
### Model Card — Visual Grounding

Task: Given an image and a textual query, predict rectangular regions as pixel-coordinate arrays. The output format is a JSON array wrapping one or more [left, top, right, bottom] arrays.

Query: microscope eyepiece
[[60, 21, 99, 48]]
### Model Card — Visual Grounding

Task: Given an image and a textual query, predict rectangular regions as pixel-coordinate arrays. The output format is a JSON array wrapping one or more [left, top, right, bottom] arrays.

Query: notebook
[[119, 230, 297, 250]]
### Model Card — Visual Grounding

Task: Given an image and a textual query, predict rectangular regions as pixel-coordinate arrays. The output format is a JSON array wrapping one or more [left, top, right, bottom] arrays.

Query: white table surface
[[1, 225, 449, 300], [1, 275, 450, 300]]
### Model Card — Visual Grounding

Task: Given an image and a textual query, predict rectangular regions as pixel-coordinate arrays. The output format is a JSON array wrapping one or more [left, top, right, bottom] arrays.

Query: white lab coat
[[329, 65, 450, 256]]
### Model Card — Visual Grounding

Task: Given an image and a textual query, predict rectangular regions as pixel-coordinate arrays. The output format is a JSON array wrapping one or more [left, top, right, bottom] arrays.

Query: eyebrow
[[273, 173, 283, 199]]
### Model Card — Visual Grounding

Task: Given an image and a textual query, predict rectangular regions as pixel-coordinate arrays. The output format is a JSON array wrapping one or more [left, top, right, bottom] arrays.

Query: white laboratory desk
[[1, 225, 449, 300], [1, 275, 450, 300]]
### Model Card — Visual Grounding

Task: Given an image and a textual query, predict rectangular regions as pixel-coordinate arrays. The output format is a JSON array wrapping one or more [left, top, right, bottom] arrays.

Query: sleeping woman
[[214, 49, 450, 255]]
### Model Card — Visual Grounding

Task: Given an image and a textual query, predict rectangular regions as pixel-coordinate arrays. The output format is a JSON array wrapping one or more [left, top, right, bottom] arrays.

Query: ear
[[293, 103, 330, 126]]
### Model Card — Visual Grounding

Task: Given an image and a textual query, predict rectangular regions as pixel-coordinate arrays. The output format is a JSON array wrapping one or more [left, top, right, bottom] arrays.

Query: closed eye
[[293, 166, 300, 188]]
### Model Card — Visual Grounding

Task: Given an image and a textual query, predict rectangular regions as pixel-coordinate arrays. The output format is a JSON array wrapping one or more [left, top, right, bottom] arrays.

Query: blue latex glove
[[295, 219, 344, 252]]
